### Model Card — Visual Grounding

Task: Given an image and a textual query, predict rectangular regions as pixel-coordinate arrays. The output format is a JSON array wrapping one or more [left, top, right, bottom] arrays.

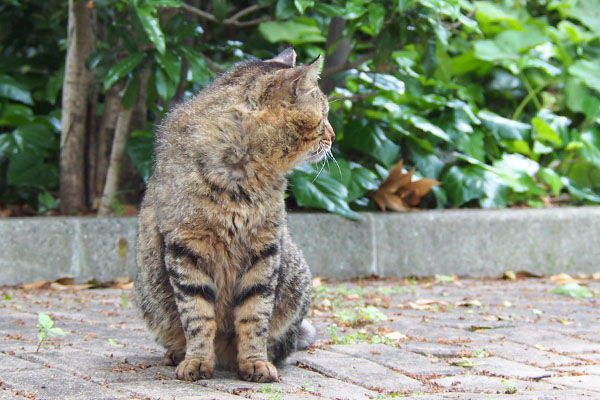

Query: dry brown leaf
[[550, 273, 578, 285], [20, 280, 52, 290], [455, 299, 482, 307], [55, 277, 75, 285], [503, 270, 516, 280], [408, 299, 449, 310], [372, 160, 440, 211]]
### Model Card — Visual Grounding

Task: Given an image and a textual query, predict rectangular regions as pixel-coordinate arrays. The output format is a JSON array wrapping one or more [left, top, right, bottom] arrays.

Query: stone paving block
[[479, 341, 582, 368], [328, 343, 464, 377], [0, 390, 28, 400], [467, 356, 553, 380], [401, 342, 464, 358], [544, 375, 600, 392], [0, 353, 40, 371], [17, 347, 165, 384], [291, 349, 426, 393], [439, 390, 598, 399], [1, 366, 131, 400], [481, 326, 600, 354], [551, 365, 600, 375], [110, 379, 242, 400], [277, 362, 380, 400], [432, 374, 557, 394]]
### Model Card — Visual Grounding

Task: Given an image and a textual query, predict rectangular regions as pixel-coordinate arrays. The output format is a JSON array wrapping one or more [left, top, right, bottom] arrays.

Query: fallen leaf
[[385, 332, 407, 340], [503, 270, 516, 280], [592, 272, 600, 280], [312, 277, 322, 288], [55, 277, 75, 285], [452, 357, 475, 368], [471, 325, 493, 331], [549, 283, 595, 299], [372, 160, 440, 212], [550, 273, 578, 285], [455, 299, 482, 307], [20, 280, 51, 290], [408, 299, 449, 310]]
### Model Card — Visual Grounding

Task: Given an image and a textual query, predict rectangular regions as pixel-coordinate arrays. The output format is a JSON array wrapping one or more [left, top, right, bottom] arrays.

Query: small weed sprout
[[259, 384, 273, 393], [36, 313, 65, 353], [120, 291, 130, 308], [300, 380, 315, 393], [502, 379, 518, 394]]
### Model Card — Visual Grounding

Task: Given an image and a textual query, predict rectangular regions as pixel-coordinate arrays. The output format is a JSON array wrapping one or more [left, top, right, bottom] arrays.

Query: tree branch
[[321, 52, 376, 79], [328, 91, 377, 103], [181, 2, 271, 27]]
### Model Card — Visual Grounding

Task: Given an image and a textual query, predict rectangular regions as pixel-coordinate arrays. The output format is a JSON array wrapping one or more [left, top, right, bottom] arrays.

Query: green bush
[[1, 0, 599, 216]]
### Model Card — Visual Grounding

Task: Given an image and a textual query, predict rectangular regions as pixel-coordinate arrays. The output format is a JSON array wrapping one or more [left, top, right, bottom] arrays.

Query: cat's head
[[223, 48, 335, 172]]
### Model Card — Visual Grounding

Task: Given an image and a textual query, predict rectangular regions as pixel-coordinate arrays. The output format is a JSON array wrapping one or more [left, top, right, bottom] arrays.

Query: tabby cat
[[134, 48, 334, 383]]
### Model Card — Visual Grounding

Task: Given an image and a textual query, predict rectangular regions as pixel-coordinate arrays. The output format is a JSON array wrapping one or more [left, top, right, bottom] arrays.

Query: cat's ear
[[268, 55, 323, 103], [268, 48, 296, 67]]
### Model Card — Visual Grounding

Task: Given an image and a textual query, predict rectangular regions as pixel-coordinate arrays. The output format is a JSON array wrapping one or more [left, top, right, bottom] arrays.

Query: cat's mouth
[[305, 141, 331, 163]]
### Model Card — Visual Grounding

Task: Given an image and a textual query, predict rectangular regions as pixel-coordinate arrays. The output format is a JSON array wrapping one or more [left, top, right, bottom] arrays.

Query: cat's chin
[[304, 152, 327, 163]]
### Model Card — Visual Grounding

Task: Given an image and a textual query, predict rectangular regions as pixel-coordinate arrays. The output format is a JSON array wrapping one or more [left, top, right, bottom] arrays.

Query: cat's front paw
[[175, 358, 214, 381], [238, 359, 279, 383]]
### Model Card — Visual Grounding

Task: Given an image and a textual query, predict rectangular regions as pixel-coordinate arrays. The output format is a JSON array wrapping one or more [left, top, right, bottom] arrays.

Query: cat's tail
[[296, 319, 316, 350]]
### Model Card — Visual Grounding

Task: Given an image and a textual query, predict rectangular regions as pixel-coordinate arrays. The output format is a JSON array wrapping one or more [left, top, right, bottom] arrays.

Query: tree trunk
[[321, 17, 351, 95], [97, 106, 134, 216], [94, 83, 123, 205], [60, 0, 96, 214]]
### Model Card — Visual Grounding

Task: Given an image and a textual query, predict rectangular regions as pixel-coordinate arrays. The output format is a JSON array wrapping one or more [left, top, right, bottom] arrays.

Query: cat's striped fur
[[134, 48, 332, 383]]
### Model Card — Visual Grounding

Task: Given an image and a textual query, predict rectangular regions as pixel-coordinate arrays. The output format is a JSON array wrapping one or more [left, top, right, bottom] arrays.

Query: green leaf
[[563, 177, 600, 203], [368, 3, 385, 35], [180, 47, 213, 83], [550, 283, 595, 299], [569, 59, 600, 94], [212, 0, 227, 22], [12, 122, 56, 155], [406, 115, 450, 142], [479, 110, 530, 141], [0, 75, 33, 105], [126, 131, 154, 183], [474, 1, 522, 31], [136, 5, 166, 54], [156, 51, 182, 88], [121, 73, 141, 109], [0, 104, 33, 127], [565, 77, 590, 113], [294, 0, 314, 13], [103, 53, 145, 90], [344, 122, 400, 168], [276, 0, 297, 19], [259, 19, 326, 45], [538, 167, 563, 197], [442, 165, 485, 206], [532, 117, 562, 147], [8, 153, 58, 187], [48, 327, 66, 337], [290, 165, 359, 219], [38, 190, 58, 213], [38, 313, 54, 330]]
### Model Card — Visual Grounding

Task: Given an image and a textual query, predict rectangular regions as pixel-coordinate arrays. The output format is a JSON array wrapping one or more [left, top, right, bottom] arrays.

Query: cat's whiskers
[[327, 148, 342, 179], [312, 158, 327, 183]]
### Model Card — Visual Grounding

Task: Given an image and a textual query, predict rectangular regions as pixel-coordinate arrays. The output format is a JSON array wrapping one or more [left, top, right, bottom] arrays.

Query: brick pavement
[[0, 276, 599, 399]]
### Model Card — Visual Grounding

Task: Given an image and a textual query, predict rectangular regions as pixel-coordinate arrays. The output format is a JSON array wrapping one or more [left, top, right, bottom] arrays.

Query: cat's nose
[[325, 120, 335, 142]]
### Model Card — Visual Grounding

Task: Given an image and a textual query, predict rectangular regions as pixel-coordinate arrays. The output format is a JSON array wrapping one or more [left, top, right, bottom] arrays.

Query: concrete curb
[[1, 207, 599, 285]]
